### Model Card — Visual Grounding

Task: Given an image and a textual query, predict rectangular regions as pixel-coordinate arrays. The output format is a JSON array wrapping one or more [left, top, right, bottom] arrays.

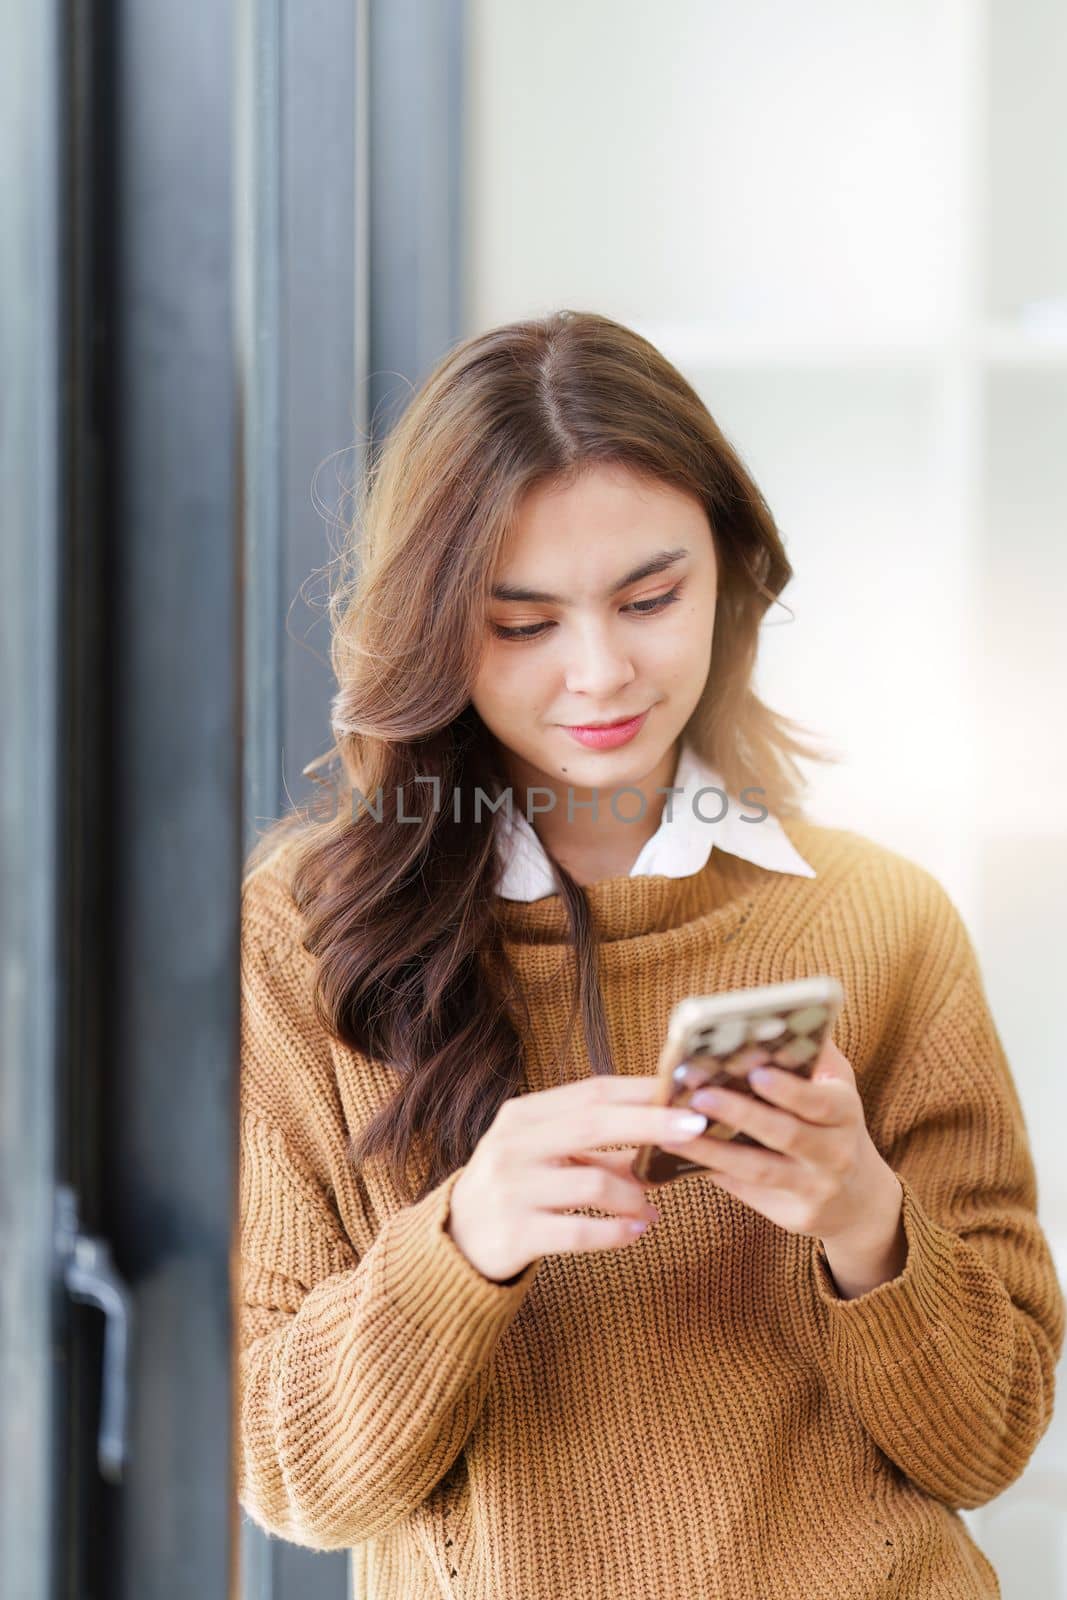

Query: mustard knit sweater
[[237, 818, 1064, 1600]]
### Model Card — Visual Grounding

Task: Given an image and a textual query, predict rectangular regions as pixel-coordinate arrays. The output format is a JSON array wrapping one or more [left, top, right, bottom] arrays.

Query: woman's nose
[[563, 625, 637, 697]]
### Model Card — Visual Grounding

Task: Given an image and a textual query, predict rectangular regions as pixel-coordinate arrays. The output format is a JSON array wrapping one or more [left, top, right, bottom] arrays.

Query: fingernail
[[670, 1110, 709, 1136], [689, 1088, 722, 1113], [749, 1066, 773, 1085]]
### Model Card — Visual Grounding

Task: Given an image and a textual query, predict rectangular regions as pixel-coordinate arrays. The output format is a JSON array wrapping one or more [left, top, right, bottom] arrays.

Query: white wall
[[464, 2, 1067, 1590]]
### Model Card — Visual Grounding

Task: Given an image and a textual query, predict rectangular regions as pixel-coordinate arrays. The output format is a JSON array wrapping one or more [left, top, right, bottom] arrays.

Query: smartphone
[[631, 975, 845, 1186]]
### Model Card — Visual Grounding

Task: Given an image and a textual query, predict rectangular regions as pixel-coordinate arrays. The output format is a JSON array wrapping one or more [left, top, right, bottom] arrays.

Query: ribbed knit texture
[[237, 818, 1064, 1599]]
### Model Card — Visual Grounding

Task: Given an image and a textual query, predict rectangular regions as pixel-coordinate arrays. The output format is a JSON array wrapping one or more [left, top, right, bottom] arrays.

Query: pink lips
[[563, 709, 650, 750]]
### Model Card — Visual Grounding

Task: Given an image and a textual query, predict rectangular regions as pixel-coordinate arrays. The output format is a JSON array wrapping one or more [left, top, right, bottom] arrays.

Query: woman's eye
[[623, 586, 683, 617], [491, 620, 552, 641], [491, 584, 683, 642]]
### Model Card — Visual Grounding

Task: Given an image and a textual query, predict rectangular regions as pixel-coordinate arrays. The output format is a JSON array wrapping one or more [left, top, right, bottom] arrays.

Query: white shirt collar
[[494, 740, 816, 901]]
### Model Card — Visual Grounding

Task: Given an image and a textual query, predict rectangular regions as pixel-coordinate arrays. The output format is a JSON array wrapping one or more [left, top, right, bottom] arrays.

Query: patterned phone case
[[631, 976, 844, 1186]]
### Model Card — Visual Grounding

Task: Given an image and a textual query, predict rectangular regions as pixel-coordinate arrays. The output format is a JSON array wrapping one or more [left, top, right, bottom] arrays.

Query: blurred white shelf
[[980, 322, 1067, 365], [630, 321, 944, 369], [976, 818, 1067, 841], [803, 812, 1067, 846], [632, 319, 1067, 371]]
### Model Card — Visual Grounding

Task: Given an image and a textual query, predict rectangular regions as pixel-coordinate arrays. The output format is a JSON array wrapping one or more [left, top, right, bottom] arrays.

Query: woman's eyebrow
[[490, 546, 690, 605]]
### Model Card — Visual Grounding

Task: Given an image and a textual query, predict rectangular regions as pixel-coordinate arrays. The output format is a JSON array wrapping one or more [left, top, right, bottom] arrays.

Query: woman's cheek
[[650, 624, 700, 678], [485, 656, 547, 721]]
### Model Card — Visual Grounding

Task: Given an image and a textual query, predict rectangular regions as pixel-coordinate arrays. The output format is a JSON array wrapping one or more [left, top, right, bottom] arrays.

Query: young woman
[[237, 310, 1063, 1600]]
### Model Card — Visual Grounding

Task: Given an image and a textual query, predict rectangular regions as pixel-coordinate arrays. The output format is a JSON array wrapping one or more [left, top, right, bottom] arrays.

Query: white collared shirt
[[495, 740, 817, 901]]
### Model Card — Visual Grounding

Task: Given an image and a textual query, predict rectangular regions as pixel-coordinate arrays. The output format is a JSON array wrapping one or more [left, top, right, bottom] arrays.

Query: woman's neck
[[501, 737, 681, 885]]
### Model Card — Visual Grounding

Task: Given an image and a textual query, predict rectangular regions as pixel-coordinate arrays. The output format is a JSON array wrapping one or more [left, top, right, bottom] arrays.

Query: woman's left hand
[[662, 1037, 908, 1299]]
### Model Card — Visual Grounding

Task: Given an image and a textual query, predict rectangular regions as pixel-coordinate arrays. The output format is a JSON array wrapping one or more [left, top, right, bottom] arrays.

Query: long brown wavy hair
[[244, 309, 834, 1204]]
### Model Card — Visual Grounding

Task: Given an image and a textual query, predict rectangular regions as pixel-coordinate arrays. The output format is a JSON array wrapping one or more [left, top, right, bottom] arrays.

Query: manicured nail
[[670, 1110, 709, 1136], [749, 1066, 773, 1085], [689, 1088, 722, 1113]]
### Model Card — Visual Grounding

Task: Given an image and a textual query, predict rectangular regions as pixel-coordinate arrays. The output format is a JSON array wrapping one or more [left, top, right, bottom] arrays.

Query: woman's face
[[471, 462, 718, 794]]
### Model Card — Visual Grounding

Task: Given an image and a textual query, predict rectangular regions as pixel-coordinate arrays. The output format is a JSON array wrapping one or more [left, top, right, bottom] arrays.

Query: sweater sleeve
[[236, 885, 540, 1552], [810, 890, 1065, 1510]]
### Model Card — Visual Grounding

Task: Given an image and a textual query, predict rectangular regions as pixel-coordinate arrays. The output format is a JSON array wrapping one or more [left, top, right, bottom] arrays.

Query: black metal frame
[[239, 1, 466, 1591], [1, 0, 465, 1593], [1, 2, 67, 1594]]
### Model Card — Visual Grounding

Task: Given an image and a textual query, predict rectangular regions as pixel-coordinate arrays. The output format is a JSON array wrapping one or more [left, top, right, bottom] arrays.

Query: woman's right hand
[[445, 1073, 710, 1283]]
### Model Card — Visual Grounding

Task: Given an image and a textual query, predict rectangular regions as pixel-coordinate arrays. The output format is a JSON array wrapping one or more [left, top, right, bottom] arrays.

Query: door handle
[[54, 1184, 135, 1485]]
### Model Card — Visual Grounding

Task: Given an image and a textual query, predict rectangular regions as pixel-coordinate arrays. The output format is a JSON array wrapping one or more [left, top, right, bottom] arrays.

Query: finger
[[745, 1065, 852, 1125], [509, 1073, 667, 1128], [667, 1135, 796, 1190], [527, 1161, 660, 1221], [520, 1097, 713, 1165], [527, 1209, 657, 1259], [684, 1084, 824, 1159], [570, 1146, 657, 1189], [569, 1145, 642, 1170], [721, 1044, 774, 1075], [809, 1037, 856, 1086]]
